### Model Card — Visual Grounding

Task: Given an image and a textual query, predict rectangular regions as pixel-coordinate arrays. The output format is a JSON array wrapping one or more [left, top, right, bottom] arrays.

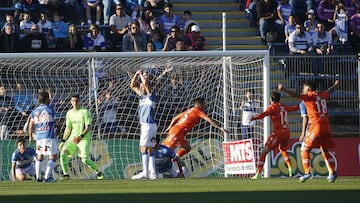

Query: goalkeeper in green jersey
[[58, 95, 104, 180]]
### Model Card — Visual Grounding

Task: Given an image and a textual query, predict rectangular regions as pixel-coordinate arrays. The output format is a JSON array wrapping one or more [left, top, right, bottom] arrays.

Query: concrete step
[[206, 36, 261, 45], [196, 19, 250, 28], [202, 27, 257, 37], [174, 3, 241, 12], [174, 11, 246, 20], [206, 44, 267, 50]]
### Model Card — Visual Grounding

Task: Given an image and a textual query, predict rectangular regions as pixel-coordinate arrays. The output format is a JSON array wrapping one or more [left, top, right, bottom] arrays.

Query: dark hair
[[164, 2, 173, 9], [38, 90, 49, 103], [194, 97, 205, 105], [271, 92, 281, 102], [184, 10, 192, 16], [16, 138, 26, 146], [304, 80, 316, 91], [71, 94, 80, 99]]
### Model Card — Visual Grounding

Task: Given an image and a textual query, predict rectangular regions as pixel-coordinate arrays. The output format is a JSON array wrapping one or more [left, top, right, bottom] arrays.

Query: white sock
[[142, 153, 149, 177], [44, 160, 55, 180], [148, 154, 156, 175], [35, 160, 42, 180]]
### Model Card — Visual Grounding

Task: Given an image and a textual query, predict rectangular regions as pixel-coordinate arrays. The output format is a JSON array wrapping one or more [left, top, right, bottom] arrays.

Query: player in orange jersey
[[250, 92, 299, 179], [162, 97, 229, 158], [278, 80, 340, 183]]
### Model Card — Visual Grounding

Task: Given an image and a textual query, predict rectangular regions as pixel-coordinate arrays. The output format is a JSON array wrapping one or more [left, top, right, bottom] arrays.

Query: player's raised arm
[[326, 80, 340, 93], [130, 70, 142, 95], [278, 83, 300, 99]]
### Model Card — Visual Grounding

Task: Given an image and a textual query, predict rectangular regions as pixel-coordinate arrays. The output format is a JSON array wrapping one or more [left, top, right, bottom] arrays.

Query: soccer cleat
[[251, 173, 261, 180], [36, 179, 43, 182], [299, 173, 312, 183], [58, 175, 70, 181], [288, 168, 295, 177], [149, 172, 157, 180], [97, 172, 105, 180], [328, 172, 337, 183], [131, 172, 147, 180], [44, 178, 57, 183], [182, 166, 189, 178]]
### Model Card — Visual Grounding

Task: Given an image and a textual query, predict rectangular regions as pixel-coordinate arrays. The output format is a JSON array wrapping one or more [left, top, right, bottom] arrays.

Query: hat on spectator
[[191, 24, 200, 32], [306, 9, 315, 15]]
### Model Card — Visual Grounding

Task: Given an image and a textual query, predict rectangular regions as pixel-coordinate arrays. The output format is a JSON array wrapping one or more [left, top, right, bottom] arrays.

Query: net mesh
[[0, 51, 268, 180]]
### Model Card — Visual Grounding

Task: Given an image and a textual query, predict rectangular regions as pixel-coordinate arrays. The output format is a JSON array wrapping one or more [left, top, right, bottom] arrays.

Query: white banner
[[222, 139, 256, 174]]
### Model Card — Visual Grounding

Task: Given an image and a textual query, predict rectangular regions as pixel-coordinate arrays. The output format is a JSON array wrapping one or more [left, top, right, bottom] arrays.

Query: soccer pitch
[[1, 178, 359, 203]]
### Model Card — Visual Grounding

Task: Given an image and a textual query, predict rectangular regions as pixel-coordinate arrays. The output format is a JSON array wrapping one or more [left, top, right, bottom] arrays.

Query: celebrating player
[[162, 97, 229, 158], [29, 90, 59, 182], [58, 95, 104, 180], [250, 92, 299, 179], [11, 138, 36, 181], [278, 80, 340, 183], [130, 69, 158, 180]]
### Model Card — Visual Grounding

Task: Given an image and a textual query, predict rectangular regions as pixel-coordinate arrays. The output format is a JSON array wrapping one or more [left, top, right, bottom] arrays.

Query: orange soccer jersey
[[253, 102, 299, 150], [162, 107, 207, 149], [301, 91, 335, 149]]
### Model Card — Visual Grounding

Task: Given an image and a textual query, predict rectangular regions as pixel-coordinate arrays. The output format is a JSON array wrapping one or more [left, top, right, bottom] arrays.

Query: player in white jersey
[[239, 89, 260, 139], [29, 90, 59, 182], [131, 69, 158, 179]]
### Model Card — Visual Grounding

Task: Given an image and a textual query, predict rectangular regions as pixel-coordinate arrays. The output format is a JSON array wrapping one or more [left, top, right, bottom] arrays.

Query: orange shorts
[[265, 129, 290, 151], [161, 127, 188, 149], [303, 122, 335, 150]]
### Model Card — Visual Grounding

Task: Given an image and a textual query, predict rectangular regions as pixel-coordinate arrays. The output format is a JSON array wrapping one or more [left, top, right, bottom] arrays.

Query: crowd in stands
[[0, 0, 207, 52], [243, 0, 360, 54]]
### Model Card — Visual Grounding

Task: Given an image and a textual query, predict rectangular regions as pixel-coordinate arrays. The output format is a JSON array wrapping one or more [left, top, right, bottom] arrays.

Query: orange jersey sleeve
[[174, 107, 207, 131], [300, 91, 330, 124], [253, 102, 291, 131]]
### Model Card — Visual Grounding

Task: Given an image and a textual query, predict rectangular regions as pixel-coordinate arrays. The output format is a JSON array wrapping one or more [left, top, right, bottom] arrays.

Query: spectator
[[304, 9, 318, 36], [289, 0, 307, 23], [51, 12, 69, 50], [109, 3, 132, 50], [329, 1, 350, 43], [317, 0, 336, 31], [1, 14, 17, 34], [126, 0, 144, 20], [288, 23, 313, 55], [186, 24, 206, 50], [63, 0, 86, 24], [0, 24, 20, 53], [192, 35, 206, 50], [146, 40, 156, 51], [103, 0, 121, 25], [82, 24, 106, 51], [137, 8, 158, 39], [277, 0, 296, 26], [63, 24, 83, 51], [158, 3, 180, 37], [162, 72, 188, 114], [85, 0, 102, 25], [313, 22, 333, 75], [19, 12, 35, 40], [172, 38, 186, 51], [150, 30, 163, 51], [20, 24, 48, 52], [122, 20, 147, 51], [14, 0, 42, 22], [144, 0, 168, 17], [256, 0, 280, 45], [344, 0, 357, 17], [0, 85, 13, 137], [11, 138, 36, 181], [179, 10, 199, 33], [284, 14, 297, 43], [37, 11, 55, 49], [162, 25, 179, 51], [349, 12, 360, 53]]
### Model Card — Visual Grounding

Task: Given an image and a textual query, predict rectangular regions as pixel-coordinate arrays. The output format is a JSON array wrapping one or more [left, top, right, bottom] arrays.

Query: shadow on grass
[[0, 191, 359, 203]]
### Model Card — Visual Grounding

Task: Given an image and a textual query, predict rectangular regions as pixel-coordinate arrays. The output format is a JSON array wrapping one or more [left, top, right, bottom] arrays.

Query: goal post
[[0, 50, 270, 180]]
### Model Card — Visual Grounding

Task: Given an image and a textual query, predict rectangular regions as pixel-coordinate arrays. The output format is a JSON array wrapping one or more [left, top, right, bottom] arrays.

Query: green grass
[[1, 177, 360, 203]]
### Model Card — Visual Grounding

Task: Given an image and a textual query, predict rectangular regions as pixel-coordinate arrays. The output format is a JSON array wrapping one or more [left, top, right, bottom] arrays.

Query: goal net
[[0, 51, 269, 180]]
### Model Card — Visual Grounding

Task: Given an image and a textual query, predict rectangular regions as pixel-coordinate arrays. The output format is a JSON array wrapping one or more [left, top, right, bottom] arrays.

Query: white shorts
[[140, 123, 157, 147], [334, 27, 348, 42], [36, 138, 59, 155], [16, 163, 35, 177]]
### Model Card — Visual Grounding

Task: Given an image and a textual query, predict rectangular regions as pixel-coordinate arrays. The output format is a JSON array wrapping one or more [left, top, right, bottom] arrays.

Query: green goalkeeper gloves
[[58, 139, 66, 151]]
